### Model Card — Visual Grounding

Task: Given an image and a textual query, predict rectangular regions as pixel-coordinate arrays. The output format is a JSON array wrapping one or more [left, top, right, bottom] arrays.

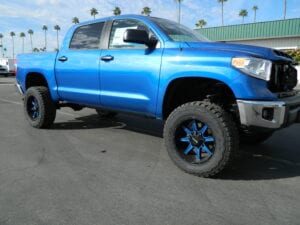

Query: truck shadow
[[52, 113, 300, 180], [218, 125, 300, 180], [52, 113, 164, 137], [51, 114, 126, 130], [218, 145, 300, 180]]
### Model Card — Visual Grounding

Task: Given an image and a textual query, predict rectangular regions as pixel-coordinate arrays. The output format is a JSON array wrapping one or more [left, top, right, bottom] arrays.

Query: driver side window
[[109, 19, 155, 49]]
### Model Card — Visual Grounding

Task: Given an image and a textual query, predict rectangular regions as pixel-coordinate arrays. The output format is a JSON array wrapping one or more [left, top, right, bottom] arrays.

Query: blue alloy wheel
[[164, 101, 238, 177], [176, 119, 215, 164], [27, 96, 40, 120], [24, 87, 56, 128]]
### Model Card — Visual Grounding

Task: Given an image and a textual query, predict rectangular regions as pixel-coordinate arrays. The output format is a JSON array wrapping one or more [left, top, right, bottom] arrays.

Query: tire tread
[[24, 86, 56, 128], [163, 101, 238, 177]]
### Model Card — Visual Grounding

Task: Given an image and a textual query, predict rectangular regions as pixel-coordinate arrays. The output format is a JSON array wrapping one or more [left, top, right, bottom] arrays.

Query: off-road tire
[[24, 86, 56, 128], [164, 101, 239, 177]]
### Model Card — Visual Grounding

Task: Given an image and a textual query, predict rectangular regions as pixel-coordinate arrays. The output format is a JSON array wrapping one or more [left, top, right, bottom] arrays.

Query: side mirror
[[123, 29, 155, 48]]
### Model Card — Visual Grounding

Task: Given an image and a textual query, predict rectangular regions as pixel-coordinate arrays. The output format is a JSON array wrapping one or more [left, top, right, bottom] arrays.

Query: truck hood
[[186, 42, 295, 63]]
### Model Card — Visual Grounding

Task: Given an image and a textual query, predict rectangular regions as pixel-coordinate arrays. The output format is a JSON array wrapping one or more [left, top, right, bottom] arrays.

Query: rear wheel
[[24, 86, 56, 128], [164, 101, 238, 177]]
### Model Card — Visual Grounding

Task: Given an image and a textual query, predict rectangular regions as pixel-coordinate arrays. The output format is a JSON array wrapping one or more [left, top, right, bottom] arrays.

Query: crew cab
[[16, 15, 300, 177]]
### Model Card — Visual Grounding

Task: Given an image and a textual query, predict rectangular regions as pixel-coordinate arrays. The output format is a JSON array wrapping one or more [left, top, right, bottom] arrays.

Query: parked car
[[0, 64, 8, 76], [0, 58, 15, 76], [16, 15, 300, 177]]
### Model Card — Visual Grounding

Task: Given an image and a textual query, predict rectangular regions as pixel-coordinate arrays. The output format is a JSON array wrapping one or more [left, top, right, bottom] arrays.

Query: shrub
[[285, 49, 300, 64]]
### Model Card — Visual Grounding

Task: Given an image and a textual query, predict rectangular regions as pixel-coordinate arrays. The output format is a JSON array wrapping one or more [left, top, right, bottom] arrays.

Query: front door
[[100, 19, 162, 116]]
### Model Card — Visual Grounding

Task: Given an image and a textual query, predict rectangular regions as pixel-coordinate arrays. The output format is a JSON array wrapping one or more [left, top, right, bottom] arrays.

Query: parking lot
[[0, 76, 300, 225]]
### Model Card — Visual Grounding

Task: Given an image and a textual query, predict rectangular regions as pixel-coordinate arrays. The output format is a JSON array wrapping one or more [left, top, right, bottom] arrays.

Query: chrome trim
[[237, 93, 300, 128], [237, 100, 286, 128]]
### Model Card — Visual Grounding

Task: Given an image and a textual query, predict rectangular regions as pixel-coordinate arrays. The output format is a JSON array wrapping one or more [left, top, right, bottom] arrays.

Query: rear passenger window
[[69, 22, 104, 50]]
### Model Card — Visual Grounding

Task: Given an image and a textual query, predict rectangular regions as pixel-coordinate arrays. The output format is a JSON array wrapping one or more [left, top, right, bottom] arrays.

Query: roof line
[[218, 35, 300, 42], [195, 17, 300, 30]]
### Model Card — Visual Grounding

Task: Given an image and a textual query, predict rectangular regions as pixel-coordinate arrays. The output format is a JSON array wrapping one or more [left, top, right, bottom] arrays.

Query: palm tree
[[141, 6, 152, 16], [10, 31, 15, 58], [239, 9, 248, 24], [42, 25, 48, 51], [20, 32, 26, 53], [0, 33, 3, 45], [3, 47, 7, 57], [252, 6, 258, 22], [283, 0, 287, 19], [113, 6, 121, 15], [0, 33, 3, 56], [72, 17, 79, 24], [54, 25, 61, 49], [195, 19, 207, 28], [90, 8, 98, 20], [217, 0, 228, 26], [174, 0, 183, 24], [28, 29, 34, 52]]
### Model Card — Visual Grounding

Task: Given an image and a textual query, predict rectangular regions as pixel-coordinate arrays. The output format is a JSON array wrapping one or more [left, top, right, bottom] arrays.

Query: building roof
[[195, 18, 300, 41]]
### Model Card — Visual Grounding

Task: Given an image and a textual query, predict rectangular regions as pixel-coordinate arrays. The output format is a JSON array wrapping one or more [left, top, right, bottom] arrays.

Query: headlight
[[231, 57, 272, 81]]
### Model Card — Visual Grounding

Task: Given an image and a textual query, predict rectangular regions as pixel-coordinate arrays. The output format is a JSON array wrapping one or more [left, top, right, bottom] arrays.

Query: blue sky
[[0, 0, 299, 57]]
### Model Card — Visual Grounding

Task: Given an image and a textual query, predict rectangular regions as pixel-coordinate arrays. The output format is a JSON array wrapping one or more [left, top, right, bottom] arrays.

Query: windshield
[[150, 17, 209, 42]]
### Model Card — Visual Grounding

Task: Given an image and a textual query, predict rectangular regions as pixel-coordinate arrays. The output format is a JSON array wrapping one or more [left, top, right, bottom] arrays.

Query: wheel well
[[162, 77, 237, 120], [26, 73, 48, 90]]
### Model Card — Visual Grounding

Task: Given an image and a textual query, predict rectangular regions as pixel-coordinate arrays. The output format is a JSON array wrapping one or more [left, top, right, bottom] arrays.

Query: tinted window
[[109, 19, 154, 49], [150, 17, 209, 42], [69, 22, 104, 50]]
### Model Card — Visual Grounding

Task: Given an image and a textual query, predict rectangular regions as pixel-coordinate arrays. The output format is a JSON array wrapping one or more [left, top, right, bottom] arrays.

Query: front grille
[[268, 62, 297, 93]]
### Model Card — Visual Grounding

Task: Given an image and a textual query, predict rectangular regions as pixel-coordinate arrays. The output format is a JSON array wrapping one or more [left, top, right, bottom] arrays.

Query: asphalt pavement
[[0, 76, 300, 225]]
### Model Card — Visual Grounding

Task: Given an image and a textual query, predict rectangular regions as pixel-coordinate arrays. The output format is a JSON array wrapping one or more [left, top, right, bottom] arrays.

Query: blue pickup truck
[[16, 15, 300, 177]]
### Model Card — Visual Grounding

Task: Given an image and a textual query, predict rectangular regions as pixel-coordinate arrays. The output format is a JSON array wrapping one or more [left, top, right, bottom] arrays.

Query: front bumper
[[237, 92, 300, 129]]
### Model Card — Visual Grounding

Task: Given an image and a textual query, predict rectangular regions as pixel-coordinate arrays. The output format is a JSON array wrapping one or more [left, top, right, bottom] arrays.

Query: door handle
[[58, 56, 68, 62], [101, 55, 114, 61]]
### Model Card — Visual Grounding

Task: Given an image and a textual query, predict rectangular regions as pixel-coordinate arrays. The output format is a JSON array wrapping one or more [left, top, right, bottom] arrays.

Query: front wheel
[[164, 101, 238, 177], [24, 86, 56, 128]]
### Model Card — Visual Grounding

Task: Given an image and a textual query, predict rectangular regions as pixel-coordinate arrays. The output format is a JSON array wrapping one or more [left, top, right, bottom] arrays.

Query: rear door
[[55, 22, 104, 106]]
